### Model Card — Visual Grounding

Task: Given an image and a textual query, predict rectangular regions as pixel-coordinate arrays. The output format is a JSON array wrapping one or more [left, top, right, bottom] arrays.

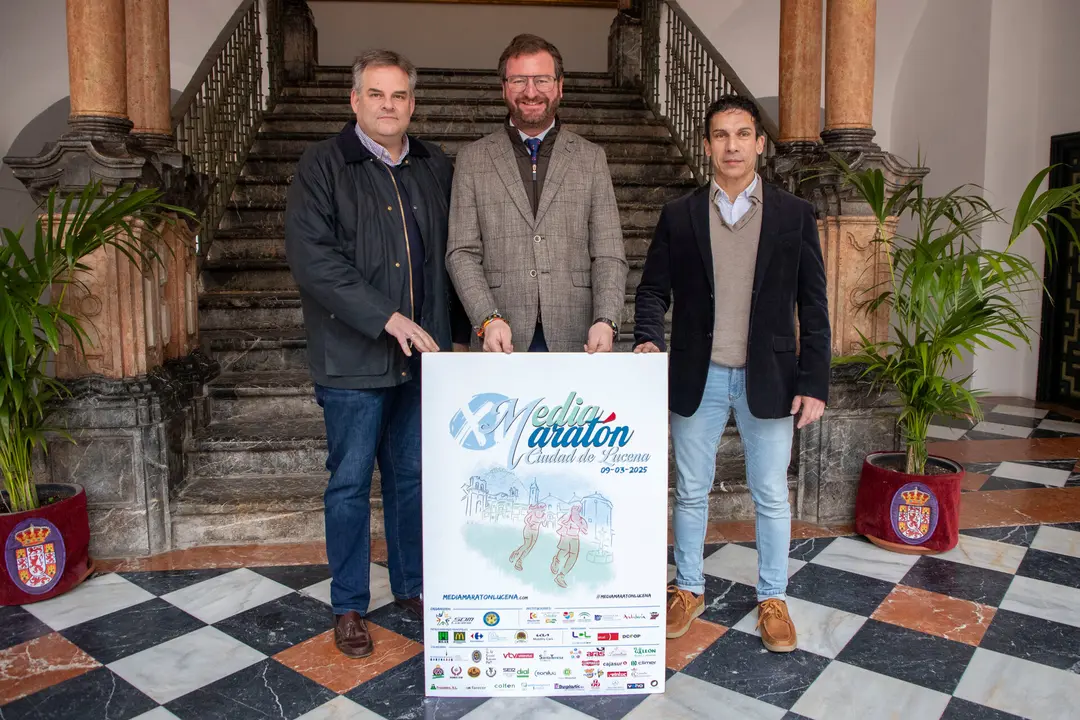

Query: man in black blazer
[[634, 95, 830, 652]]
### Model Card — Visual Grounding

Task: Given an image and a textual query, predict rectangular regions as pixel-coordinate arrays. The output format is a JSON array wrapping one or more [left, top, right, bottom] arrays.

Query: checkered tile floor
[[4, 523, 1080, 719], [929, 404, 1080, 490]]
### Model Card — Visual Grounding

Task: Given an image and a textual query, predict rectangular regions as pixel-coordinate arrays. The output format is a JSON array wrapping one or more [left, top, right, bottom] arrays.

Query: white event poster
[[421, 352, 669, 698]]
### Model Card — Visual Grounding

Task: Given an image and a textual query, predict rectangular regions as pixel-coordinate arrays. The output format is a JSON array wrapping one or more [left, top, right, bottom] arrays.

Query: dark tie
[[524, 137, 541, 180]]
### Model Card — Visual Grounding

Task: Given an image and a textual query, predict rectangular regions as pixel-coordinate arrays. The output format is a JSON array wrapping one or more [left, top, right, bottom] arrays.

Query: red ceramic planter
[[1, 484, 94, 606], [854, 452, 964, 554]]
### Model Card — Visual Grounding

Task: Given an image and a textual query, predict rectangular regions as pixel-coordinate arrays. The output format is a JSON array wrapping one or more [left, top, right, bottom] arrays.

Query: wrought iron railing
[[172, 0, 280, 261], [641, 0, 779, 184]]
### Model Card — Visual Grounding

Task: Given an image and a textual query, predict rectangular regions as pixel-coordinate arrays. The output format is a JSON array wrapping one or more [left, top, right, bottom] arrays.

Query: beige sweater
[[709, 181, 763, 367]]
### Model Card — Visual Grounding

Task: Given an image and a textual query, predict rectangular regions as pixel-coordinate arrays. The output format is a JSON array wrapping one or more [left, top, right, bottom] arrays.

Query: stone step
[[204, 327, 311, 373], [261, 114, 672, 138], [170, 474, 333, 548], [208, 370, 320, 423], [283, 85, 642, 104], [251, 132, 679, 160], [270, 98, 653, 119], [240, 154, 693, 182], [199, 289, 642, 332], [228, 178, 692, 213], [314, 66, 615, 89]]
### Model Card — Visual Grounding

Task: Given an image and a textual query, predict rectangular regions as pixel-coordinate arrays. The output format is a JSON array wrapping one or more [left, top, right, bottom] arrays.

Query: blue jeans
[[315, 376, 423, 616], [671, 364, 793, 601]]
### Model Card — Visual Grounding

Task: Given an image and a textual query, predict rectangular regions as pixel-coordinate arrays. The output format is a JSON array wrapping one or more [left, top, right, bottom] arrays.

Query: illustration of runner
[[509, 503, 547, 571], [551, 503, 588, 588]]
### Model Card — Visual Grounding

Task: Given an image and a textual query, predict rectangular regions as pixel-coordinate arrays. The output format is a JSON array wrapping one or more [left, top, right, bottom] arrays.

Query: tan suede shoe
[[665, 585, 705, 639], [757, 598, 797, 652]]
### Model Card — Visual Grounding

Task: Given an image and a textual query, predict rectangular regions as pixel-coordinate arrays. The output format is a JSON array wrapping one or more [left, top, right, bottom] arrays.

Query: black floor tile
[[249, 564, 332, 591], [60, 598, 205, 664], [940, 697, 1025, 719], [979, 608, 1080, 672], [836, 619, 975, 694], [786, 537, 837, 563], [165, 658, 336, 719], [365, 600, 424, 643], [0, 604, 53, 650], [1, 667, 157, 720], [979, 476, 1054, 491], [213, 591, 331, 656], [1015, 547, 1080, 591], [959, 525, 1038, 547], [119, 568, 230, 596], [900, 556, 1015, 606], [681, 629, 830, 709], [698, 575, 759, 627], [1050, 521, 1080, 533], [786, 563, 895, 616]]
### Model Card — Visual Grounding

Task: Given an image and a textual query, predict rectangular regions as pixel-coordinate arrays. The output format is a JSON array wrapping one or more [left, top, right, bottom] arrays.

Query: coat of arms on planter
[[890, 483, 939, 545], [5, 519, 66, 594]]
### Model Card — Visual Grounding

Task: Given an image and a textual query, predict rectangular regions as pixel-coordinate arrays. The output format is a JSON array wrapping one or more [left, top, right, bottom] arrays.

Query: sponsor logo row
[[429, 679, 659, 692], [431, 609, 661, 629], [432, 630, 650, 645], [428, 647, 659, 664]]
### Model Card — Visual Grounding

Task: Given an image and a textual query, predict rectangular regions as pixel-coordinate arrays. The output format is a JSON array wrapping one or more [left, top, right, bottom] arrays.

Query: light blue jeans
[[671, 364, 794, 601]]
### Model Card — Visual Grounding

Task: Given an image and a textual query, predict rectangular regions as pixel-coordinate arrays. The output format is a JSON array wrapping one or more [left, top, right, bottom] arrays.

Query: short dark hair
[[498, 34, 564, 80], [704, 95, 764, 138]]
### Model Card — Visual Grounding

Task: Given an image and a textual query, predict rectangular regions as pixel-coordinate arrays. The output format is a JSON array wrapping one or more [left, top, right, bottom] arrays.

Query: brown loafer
[[757, 598, 797, 653], [395, 595, 423, 619], [334, 611, 373, 658]]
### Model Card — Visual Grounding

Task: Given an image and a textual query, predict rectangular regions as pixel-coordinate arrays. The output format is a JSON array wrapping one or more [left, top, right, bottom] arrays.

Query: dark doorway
[[1038, 132, 1080, 407]]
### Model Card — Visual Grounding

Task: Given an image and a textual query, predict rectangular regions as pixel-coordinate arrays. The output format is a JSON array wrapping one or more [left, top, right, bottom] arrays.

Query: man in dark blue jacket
[[285, 49, 470, 659]]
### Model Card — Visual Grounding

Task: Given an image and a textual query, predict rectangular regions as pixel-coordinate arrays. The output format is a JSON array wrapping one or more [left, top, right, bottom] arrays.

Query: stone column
[[822, 0, 877, 149], [778, 0, 823, 149], [67, 0, 132, 136], [125, 0, 173, 148]]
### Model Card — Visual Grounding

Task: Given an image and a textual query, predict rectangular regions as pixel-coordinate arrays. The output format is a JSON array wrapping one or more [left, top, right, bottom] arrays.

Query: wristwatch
[[594, 317, 618, 336]]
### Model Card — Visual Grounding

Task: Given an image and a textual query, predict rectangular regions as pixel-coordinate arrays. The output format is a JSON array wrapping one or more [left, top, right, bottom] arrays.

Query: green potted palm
[[1, 183, 191, 605], [835, 158, 1080, 554]]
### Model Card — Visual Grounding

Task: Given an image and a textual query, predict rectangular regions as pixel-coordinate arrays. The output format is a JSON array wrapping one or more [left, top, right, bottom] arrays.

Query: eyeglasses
[[504, 75, 558, 92]]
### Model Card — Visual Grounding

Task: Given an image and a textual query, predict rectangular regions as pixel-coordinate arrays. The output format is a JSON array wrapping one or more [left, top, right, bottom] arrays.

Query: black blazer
[[633, 181, 831, 418]]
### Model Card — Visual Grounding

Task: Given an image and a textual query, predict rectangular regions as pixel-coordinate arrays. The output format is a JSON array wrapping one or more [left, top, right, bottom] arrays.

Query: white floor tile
[[791, 662, 950, 720], [369, 563, 393, 611], [1000, 575, 1080, 629], [971, 421, 1032, 438], [300, 564, 393, 610], [992, 461, 1072, 487], [731, 596, 866, 659], [990, 404, 1048, 419], [130, 708, 183, 720], [1037, 418, 1080, 435], [107, 626, 265, 704], [296, 696, 387, 719], [161, 567, 292, 624], [461, 696, 593, 719], [301, 577, 332, 606], [22, 573, 155, 630], [624, 672, 785, 720], [955, 648, 1080, 720], [932, 534, 1027, 573], [926, 425, 968, 441], [701, 544, 805, 589], [1031, 525, 1080, 559], [809, 537, 919, 584]]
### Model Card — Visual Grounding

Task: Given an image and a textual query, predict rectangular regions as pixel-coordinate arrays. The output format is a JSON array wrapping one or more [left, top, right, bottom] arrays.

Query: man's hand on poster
[[633, 341, 660, 353], [483, 319, 513, 354], [584, 322, 614, 353]]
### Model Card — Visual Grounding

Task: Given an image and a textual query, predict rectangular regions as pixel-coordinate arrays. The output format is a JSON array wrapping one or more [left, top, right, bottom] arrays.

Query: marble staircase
[[174, 66, 795, 547]]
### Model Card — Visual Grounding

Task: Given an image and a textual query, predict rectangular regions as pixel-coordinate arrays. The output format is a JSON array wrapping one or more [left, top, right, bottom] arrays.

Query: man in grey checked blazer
[[446, 34, 628, 353]]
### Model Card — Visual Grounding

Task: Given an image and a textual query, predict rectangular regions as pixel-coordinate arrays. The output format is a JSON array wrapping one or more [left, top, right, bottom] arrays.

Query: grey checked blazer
[[446, 128, 628, 352]]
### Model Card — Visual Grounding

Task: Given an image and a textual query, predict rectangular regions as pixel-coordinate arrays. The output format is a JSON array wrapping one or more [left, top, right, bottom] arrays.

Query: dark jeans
[[314, 376, 423, 616], [529, 322, 548, 352]]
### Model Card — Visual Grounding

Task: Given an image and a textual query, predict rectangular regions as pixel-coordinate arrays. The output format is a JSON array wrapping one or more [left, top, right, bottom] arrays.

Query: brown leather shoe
[[665, 585, 704, 639], [757, 598, 797, 652], [394, 595, 423, 619], [334, 611, 373, 658]]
